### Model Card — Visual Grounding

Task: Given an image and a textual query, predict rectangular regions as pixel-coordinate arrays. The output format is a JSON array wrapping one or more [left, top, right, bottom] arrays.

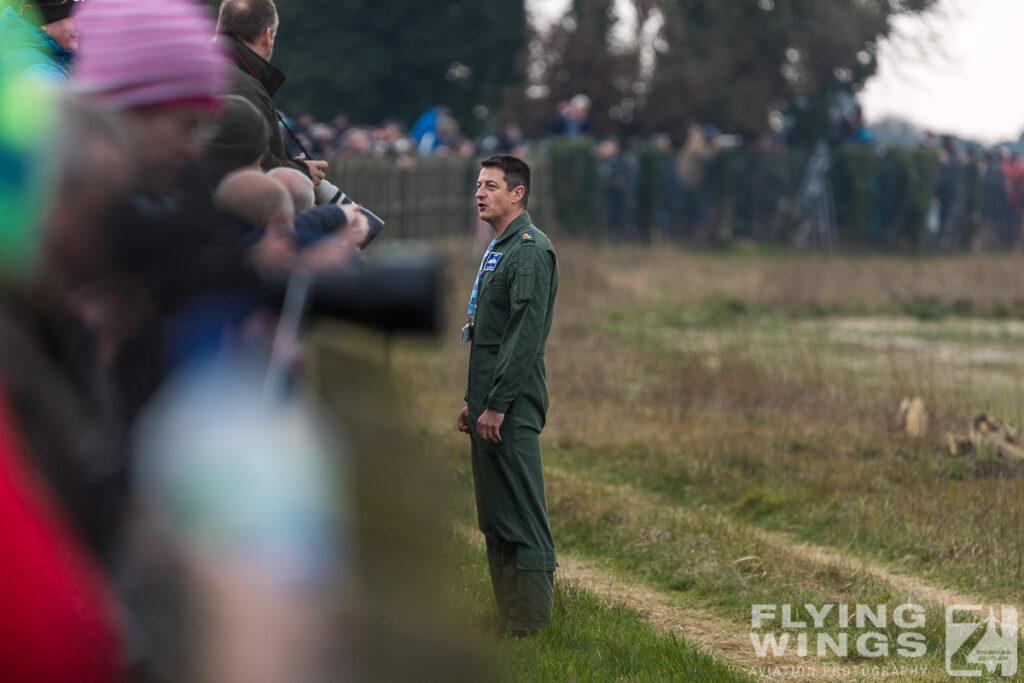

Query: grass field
[[377, 240, 1024, 681]]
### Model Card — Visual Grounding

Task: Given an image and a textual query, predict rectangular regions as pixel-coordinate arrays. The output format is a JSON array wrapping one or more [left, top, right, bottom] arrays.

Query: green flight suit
[[466, 212, 558, 632]]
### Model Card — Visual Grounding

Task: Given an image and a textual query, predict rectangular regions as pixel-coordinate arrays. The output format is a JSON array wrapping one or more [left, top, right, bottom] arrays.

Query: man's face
[[127, 106, 208, 190], [42, 16, 79, 52], [475, 166, 521, 227], [44, 136, 129, 285]]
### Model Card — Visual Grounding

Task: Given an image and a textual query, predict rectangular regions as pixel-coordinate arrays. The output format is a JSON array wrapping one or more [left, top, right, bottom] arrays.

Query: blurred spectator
[[199, 94, 269, 188], [548, 93, 598, 139], [548, 94, 593, 139], [0, 89, 129, 683], [75, 0, 226, 193], [216, 169, 364, 272], [746, 133, 790, 242], [0, 0, 80, 83], [453, 135, 477, 158], [1001, 149, 1024, 246], [979, 149, 1011, 247], [649, 132, 683, 239], [215, 169, 298, 272], [307, 122, 338, 156], [838, 104, 872, 147], [547, 99, 572, 136], [342, 125, 373, 157], [597, 137, 632, 239], [215, 0, 327, 185], [480, 121, 525, 156], [677, 124, 721, 238], [269, 167, 316, 212], [411, 104, 459, 155], [567, 94, 593, 138], [0, 385, 125, 683], [131, 356, 347, 683], [0, 90, 132, 556], [329, 112, 350, 137], [934, 135, 967, 250]]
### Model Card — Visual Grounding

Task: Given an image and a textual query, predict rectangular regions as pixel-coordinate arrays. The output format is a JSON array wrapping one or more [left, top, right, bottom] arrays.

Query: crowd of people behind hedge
[[292, 99, 1024, 251]]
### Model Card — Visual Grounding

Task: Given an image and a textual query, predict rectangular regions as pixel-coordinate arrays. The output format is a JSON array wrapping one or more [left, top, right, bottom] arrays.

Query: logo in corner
[[946, 605, 1018, 677]]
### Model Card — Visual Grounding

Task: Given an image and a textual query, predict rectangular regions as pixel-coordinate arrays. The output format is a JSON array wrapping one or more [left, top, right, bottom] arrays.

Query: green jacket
[[215, 35, 309, 177], [466, 212, 558, 431], [0, 7, 73, 84]]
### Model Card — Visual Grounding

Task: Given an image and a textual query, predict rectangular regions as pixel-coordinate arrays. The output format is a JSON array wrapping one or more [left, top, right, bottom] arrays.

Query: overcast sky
[[860, 0, 1024, 144], [527, 0, 1024, 144]]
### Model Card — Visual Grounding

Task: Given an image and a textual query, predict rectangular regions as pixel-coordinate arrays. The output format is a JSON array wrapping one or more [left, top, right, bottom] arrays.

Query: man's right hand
[[457, 404, 470, 433], [297, 154, 328, 187]]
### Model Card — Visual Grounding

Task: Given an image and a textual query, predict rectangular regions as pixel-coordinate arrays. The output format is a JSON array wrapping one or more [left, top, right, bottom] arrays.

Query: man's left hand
[[476, 408, 505, 444]]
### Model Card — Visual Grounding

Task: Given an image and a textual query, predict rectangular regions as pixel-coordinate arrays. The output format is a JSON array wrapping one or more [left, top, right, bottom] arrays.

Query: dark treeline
[[253, 0, 943, 146]]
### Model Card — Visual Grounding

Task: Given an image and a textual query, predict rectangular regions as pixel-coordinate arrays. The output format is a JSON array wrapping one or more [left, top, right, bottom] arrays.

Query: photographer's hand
[[300, 235, 358, 274], [296, 153, 328, 187], [250, 225, 298, 271], [339, 204, 371, 248]]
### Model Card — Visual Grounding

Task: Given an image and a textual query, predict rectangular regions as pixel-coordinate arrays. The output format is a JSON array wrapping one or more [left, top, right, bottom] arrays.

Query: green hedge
[[326, 142, 956, 250], [830, 147, 878, 244], [547, 138, 606, 236], [871, 147, 940, 248], [633, 144, 669, 243]]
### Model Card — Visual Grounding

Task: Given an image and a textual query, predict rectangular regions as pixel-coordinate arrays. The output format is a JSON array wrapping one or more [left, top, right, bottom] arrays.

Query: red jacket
[[0, 383, 123, 683]]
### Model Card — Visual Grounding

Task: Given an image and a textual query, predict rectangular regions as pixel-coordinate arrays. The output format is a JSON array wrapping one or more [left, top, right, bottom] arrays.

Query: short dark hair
[[217, 0, 278, 45], [480, 154, 531, 209]]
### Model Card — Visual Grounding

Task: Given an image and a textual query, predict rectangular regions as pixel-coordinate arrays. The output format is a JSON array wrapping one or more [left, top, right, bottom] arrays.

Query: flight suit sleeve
[[486, 244, 553, 413]]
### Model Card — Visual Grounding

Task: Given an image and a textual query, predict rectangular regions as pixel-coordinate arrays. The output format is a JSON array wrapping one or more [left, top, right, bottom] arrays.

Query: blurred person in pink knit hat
[[73, 0, 226, 192]]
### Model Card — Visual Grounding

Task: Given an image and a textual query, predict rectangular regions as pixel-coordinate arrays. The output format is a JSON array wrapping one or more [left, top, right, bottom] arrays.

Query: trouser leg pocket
[[507, 548, 556, 632]]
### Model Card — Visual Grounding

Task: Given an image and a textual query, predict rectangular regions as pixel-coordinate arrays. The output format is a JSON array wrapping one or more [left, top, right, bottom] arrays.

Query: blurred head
[[39, 93, 129, 290], [20, 0, 81, 50], [597, 138, 620, 160], [200, 94, 267, 174], [125, 106, 210, 190], [343, 126, 371, 156], [215, 169, 293, 232], [73, 0, 226, 189], [570, 93, 591, 119], [74, 0, 224, 111], [217, 0, 278, 61], [41, 16, 78, 51], [476, 154, 530, 228], [267, 167, 314, 213]]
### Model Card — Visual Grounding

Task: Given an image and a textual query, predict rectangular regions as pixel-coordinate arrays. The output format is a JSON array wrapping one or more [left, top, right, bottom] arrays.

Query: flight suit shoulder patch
[[521, 231, 536, 244]]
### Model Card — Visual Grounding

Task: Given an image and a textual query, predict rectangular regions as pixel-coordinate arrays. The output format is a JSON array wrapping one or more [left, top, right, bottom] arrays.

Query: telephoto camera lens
[[315, 179, 344, 205]]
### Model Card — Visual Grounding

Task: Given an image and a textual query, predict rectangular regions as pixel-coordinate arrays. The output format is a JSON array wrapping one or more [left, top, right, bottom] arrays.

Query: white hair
[[267, 167, 315, 213]]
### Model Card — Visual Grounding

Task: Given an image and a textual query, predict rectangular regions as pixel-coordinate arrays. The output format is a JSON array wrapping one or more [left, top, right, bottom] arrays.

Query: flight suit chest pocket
[[480, 269, 510, 311]]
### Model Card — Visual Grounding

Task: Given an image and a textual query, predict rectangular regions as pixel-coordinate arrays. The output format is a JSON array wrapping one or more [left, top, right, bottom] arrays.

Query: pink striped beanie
[[73, 0, 226, 111]]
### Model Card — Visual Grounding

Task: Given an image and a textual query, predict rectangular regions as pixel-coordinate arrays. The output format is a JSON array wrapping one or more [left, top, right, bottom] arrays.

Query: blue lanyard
[[467, 238, 497, 319]]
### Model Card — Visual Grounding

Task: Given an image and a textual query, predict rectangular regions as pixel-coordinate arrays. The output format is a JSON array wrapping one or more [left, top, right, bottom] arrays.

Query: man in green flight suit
[[458, 154, 558, 635]]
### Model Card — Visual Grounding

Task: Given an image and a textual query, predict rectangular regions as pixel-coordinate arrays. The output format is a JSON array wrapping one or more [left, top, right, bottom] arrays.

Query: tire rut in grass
[[454, 522, 814, 676], [548, 465, 1023, 624]]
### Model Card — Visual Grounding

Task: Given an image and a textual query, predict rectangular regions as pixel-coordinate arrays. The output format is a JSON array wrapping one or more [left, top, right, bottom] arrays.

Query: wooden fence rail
[[325, 154, 559, 240]]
